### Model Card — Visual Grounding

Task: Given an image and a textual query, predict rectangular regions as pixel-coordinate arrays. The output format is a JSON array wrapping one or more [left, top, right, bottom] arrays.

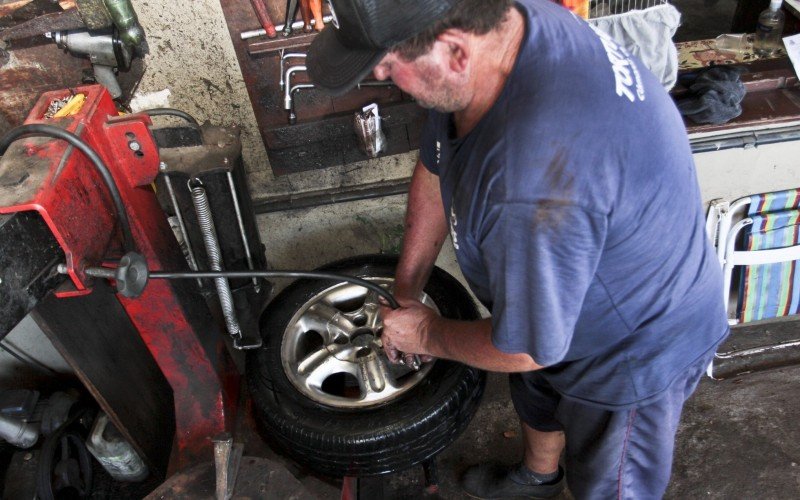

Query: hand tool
[[308, 0, 324, 31], [1, 0, 144, 99], [282, 0, 298, 36], [0, 0, 144, 47], [279, 51, 306, 90], [49, 29, 132, 99], [282, 63, 394, 124], [103, 0, 145, 46], [240, 14, 331, 39], [287, 82, 313, 124], [283, 63, 307, 109], [298, 0, 313, 32], [248, 0, 277, 38]]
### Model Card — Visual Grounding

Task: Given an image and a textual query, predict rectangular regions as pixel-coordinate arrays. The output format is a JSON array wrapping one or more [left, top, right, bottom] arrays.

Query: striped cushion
[[747, 189, 800, 216], [739, 210, 800, 322]]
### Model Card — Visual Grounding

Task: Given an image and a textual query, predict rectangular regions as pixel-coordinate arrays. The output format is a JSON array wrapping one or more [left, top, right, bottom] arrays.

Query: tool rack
[[218, 0, 427, 176]]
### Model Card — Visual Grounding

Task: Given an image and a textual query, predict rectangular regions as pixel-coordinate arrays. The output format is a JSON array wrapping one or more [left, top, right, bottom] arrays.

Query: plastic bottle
[[754, 0, 785, 57]]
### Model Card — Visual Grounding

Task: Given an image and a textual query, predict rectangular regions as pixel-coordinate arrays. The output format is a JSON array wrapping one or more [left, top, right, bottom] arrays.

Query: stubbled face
[[373, 49, 469, 113]]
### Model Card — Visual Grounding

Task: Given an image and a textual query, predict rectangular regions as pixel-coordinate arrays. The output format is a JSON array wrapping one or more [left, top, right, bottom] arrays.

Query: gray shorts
[[508, 351, 712, 498]]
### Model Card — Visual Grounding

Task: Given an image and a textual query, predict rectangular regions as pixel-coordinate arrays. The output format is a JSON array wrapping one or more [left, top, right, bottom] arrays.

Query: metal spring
[[190, 181, 242, 340]]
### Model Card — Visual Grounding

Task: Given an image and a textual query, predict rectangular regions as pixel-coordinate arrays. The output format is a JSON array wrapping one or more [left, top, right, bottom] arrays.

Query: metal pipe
[[0, 414, 38, 449], [690, 126, 800, 154], [285, 79, 394, 123], [284, 65, 307, 110], [715, 339, 800, 359], [189, 181, 245, 345], [288, 83, 314, 124], [162, 168, 203, 288], [279, 52, 307, 90], [241, 14, 332, 39], [150, 270, 399, 310], [226, 171, 259, 291]]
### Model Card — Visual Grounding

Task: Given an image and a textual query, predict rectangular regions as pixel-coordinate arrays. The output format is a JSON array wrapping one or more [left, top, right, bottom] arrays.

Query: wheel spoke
[[296, 344, 358, 390], [357, 352, 386, 395], [299, 302, 356, 343], [361, 289, 382, 329]]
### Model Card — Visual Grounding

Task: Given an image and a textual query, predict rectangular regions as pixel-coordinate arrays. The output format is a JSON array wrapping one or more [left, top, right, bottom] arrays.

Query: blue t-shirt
[[419, 0, 729, 409]]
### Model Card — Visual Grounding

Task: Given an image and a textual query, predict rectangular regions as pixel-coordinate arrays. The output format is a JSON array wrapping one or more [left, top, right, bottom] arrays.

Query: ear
[[436, 29, 469, 73]]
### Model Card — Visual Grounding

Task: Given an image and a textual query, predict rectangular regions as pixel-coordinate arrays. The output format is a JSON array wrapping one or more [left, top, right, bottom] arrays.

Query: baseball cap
[[307, 0, 458, 96]]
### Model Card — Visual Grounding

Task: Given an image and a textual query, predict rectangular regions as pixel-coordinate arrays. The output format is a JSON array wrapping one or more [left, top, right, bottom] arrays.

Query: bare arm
[[393, 159, 449, 300], [382, 299, 542, 372], [386, 160, 542, 372]]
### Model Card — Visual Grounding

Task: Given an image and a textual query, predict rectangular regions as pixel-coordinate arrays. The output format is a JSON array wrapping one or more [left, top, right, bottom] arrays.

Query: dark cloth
[[677, 65, 747, 125], [419, 0, 729, 409], [509, 349, 714, 499]]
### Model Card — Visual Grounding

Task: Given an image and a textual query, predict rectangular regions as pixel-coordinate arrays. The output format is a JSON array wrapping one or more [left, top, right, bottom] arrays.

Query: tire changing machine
[[0, 85, 267, 479], [0, 85, 445, 497]]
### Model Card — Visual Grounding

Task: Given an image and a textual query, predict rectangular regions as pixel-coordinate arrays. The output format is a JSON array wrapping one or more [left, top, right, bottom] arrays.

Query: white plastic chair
[[706, 189, 800, 377]]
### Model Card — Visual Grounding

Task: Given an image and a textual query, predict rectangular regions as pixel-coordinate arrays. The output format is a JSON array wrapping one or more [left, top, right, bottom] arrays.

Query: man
[[307, 0, 729, 498]]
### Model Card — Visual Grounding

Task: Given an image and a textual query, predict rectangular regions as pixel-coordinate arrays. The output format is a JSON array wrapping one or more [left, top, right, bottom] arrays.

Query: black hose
[[150, 270, 400, 309], [0, 124, 136, 253], [142, 108, 200, 127]]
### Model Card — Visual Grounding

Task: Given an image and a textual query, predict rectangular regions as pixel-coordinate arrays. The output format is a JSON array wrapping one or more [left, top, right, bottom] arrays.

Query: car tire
[[246, 254, 485, 477]]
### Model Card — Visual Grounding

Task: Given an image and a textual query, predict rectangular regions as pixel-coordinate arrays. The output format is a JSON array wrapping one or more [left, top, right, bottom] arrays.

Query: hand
[[380, 297, 440, 364]]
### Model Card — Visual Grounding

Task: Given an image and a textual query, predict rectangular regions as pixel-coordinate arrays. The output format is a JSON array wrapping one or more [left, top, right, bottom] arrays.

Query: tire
[[246, 254, 485, 477]]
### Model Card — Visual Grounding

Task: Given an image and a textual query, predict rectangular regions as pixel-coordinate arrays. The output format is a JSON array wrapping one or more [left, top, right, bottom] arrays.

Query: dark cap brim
[[307, 27, 388, 97]]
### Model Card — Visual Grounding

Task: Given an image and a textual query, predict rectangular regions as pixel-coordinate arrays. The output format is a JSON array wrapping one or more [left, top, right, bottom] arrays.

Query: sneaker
[[461, 462, 565, 499]]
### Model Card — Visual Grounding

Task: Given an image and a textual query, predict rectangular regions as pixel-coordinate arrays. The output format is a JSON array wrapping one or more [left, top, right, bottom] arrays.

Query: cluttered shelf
[[673, 37, 800, 135], [220, 0, 800, 175]]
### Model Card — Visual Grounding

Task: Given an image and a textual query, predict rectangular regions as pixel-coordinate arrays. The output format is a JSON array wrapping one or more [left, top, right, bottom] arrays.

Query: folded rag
[[676, 65, 747, 125]]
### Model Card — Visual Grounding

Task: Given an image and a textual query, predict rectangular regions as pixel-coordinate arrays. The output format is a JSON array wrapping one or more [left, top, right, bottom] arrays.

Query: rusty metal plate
[[158, 124, 243, 177]]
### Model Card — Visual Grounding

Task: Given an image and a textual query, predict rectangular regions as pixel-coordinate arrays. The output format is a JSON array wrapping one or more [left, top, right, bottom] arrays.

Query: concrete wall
[[694, 139, 800, 205], [0, 316, 75, 390]]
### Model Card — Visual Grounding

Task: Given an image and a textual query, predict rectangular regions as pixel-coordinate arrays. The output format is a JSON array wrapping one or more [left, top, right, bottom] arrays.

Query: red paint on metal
[[0, 85, 238, 468]]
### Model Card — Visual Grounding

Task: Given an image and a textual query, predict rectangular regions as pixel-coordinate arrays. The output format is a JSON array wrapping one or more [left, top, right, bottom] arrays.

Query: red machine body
[[0, 85, 238, 468]]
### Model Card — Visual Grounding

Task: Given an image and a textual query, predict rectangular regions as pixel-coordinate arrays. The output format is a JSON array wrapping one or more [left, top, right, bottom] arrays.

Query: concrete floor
[[249, 196, 800, 498]]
